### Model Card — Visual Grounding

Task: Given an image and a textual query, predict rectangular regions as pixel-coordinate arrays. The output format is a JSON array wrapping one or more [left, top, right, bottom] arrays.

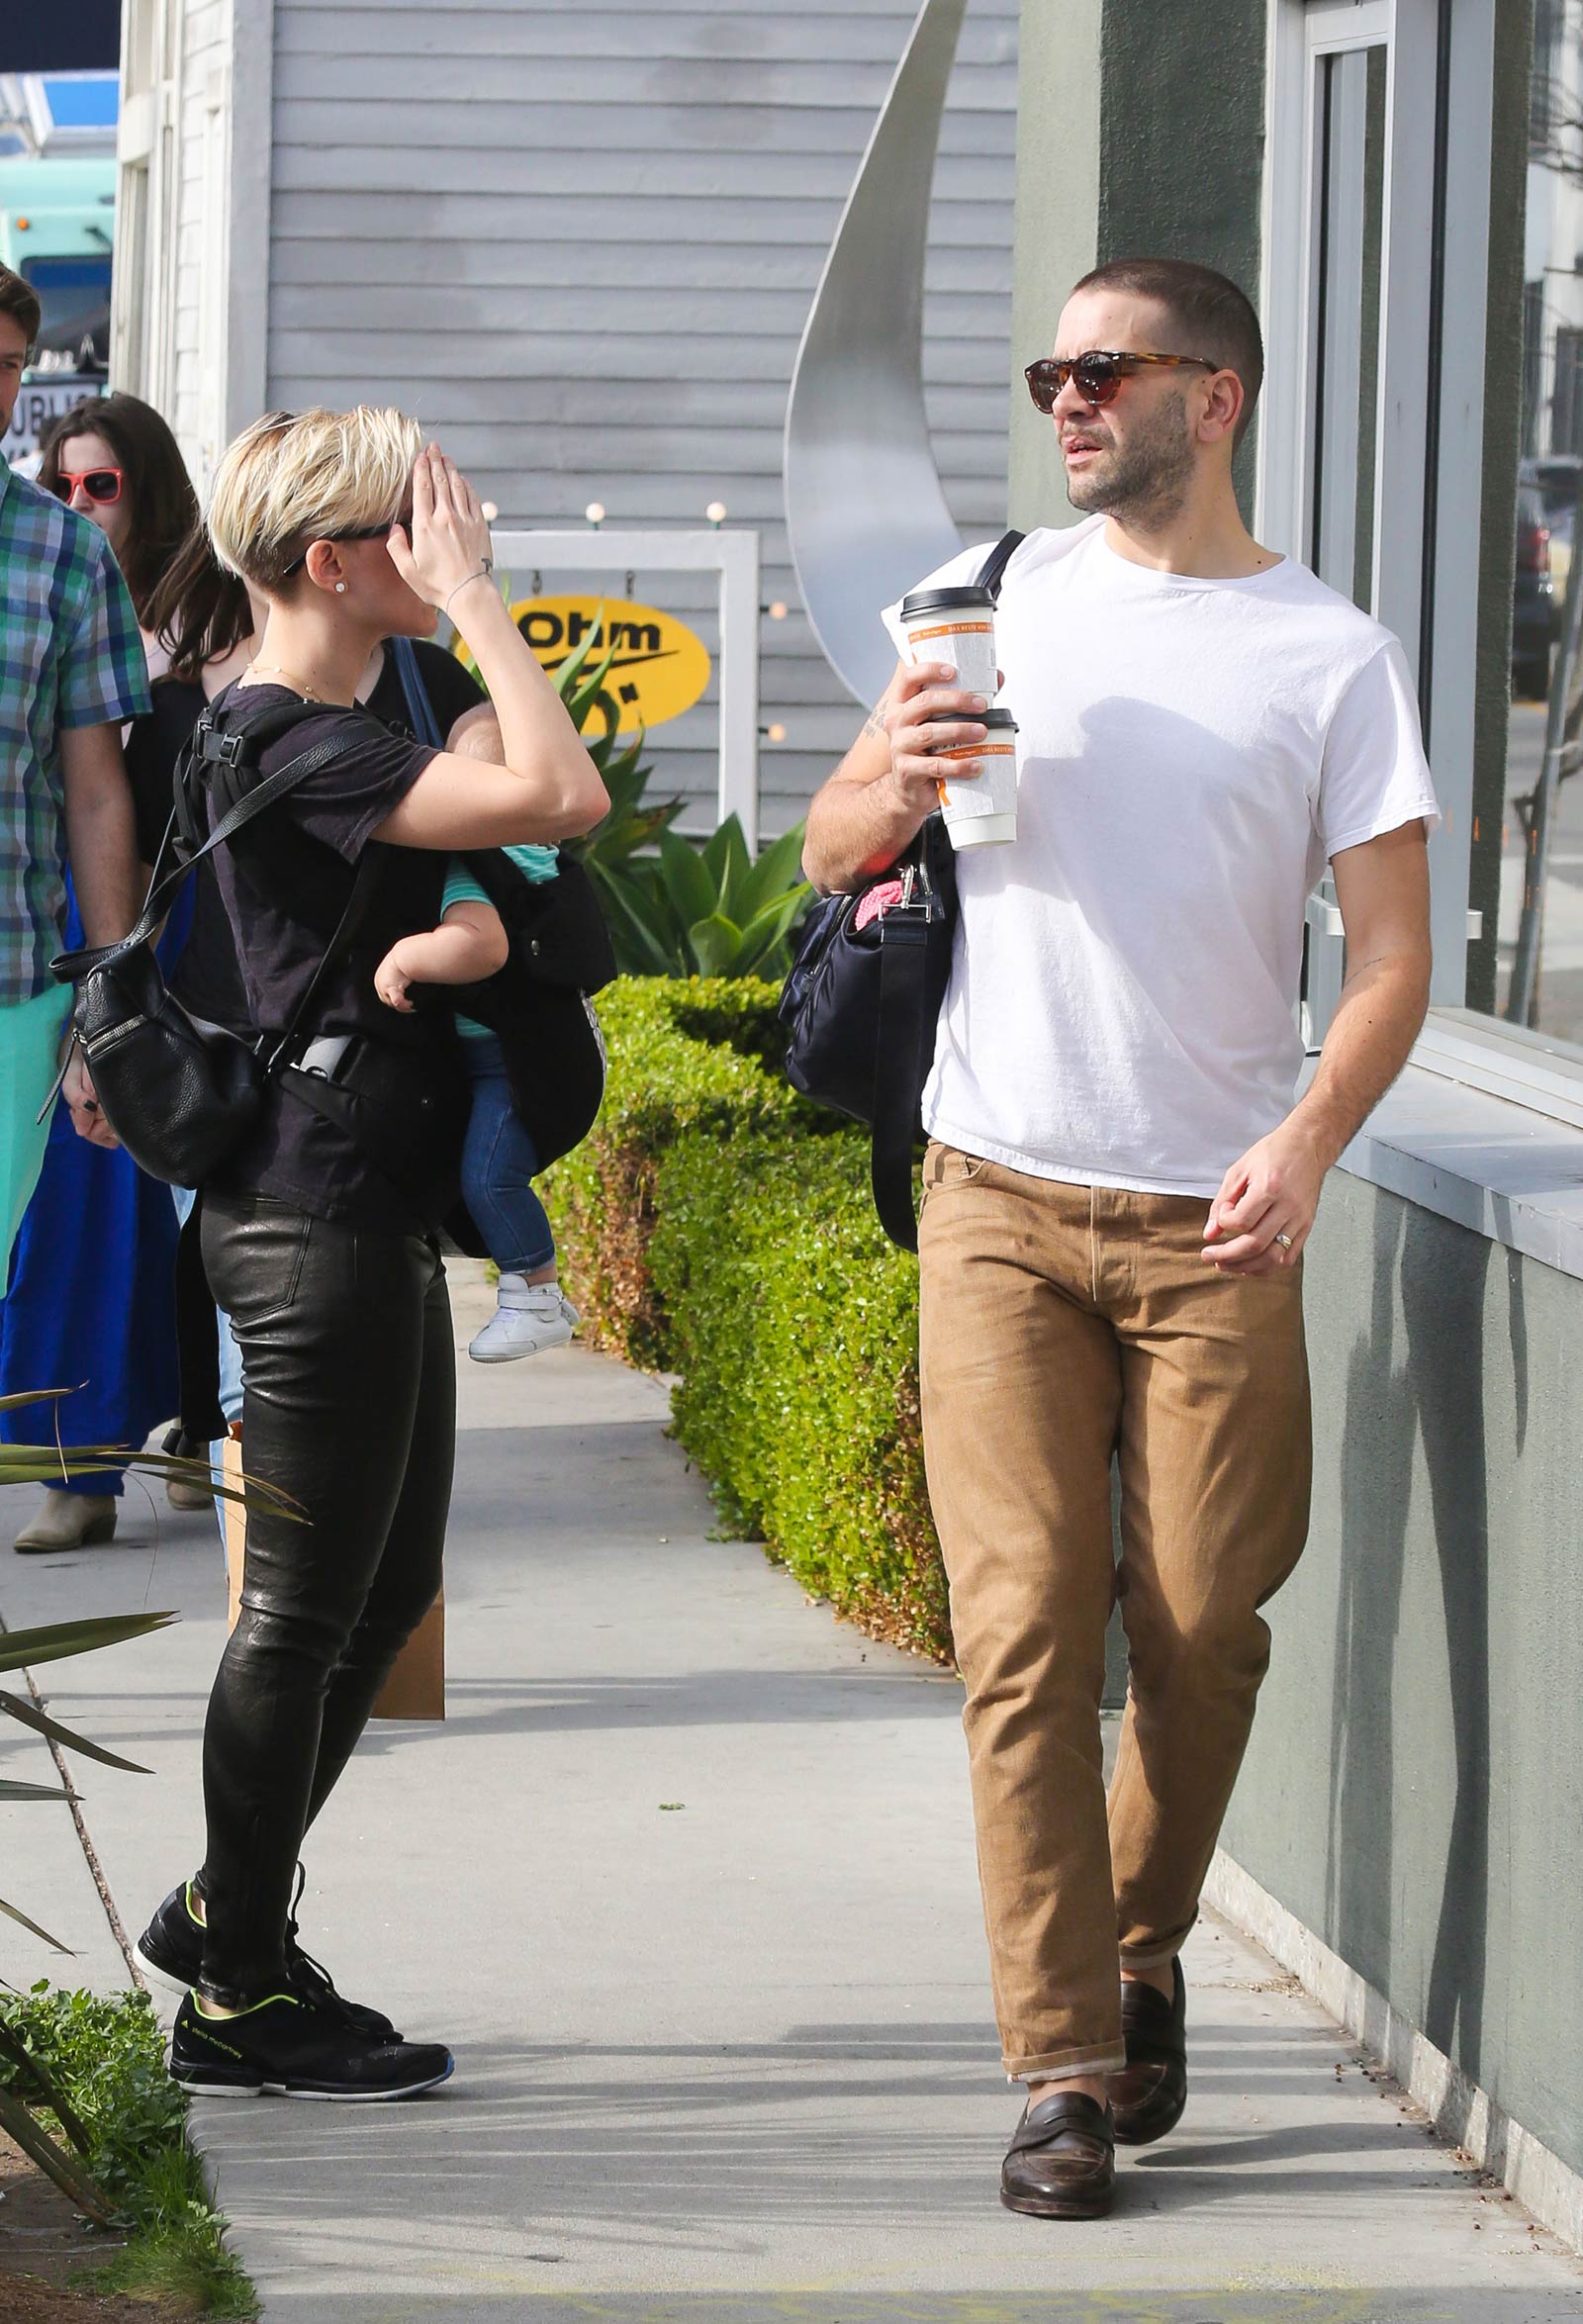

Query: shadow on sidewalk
[[342, 1665, 958, 1754], [196, 2022, 1491, 2246]]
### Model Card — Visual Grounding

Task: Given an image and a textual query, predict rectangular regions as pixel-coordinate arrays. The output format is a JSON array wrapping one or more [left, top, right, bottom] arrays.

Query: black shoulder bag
[[778, 528, 1024, 1251], [48, 696, 381, 1187]]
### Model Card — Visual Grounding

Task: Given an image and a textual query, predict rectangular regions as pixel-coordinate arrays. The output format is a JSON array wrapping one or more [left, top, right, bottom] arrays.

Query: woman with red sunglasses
[[1, 395, 230, 1553], [38, 395, 207, 682]]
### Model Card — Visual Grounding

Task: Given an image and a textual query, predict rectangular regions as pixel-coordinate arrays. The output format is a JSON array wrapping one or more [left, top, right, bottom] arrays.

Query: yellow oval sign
[[505, 596, 711, 736]]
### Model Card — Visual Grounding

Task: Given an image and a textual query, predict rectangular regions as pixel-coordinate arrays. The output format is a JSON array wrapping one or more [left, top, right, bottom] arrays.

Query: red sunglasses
[[1024, 350, 1216, 415], [51, 466, 126, 507]]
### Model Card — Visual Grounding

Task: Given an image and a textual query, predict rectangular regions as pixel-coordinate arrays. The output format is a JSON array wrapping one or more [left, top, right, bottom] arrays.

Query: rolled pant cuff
[[1119, 1936, 1188, 1972], [1006, 2042, 1127, 2082]]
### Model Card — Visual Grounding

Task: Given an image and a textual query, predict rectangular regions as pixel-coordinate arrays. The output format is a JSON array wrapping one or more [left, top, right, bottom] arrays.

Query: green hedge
[[542, 979, 951, 1659]]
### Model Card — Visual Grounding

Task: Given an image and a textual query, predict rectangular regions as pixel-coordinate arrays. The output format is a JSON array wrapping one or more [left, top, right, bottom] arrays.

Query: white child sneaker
[[468, 1276, 579, 1364]]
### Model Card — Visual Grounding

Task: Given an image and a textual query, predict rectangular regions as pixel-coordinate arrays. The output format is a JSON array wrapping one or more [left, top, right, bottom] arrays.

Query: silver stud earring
[[335, 582, 346, 595]]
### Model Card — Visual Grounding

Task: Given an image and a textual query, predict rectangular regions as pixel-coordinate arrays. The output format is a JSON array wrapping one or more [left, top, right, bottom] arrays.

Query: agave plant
[[0, 1393, 299, 2219], [0, 1387, 300, 1956], [594, 817, 813, 980], [0, 1608, 180, 1944], [0, 1610, 188, 2224]]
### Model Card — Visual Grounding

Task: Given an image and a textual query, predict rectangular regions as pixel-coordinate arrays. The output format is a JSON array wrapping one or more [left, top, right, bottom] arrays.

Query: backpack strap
[[53, 724, 350, 985]]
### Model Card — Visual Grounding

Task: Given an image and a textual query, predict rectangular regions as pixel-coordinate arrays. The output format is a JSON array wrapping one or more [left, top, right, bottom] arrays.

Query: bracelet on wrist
[[442, 560, 495, 619]]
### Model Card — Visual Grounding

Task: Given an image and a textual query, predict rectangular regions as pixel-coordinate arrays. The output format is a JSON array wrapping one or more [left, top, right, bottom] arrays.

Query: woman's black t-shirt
[[202, 651, 485, 1234], [168, 643, 484, 1043]]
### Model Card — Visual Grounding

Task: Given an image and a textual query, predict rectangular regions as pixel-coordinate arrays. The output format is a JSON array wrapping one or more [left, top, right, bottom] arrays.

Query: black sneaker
[[137, 1874, 402, 2041], [169, 1988, 453, 2101]]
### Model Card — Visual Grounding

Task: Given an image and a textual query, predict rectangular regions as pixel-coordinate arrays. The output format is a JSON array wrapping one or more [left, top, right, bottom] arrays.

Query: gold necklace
[[244, 661, 326, 702]]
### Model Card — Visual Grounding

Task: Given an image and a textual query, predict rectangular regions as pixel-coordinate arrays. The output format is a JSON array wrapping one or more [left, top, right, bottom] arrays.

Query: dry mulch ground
[[0, 2129, 179, 2320]]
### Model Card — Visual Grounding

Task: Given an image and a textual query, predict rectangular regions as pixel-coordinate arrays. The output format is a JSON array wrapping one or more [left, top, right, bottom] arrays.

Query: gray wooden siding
[[266, 0, 1018, 835], [168, 0, 231, 461]]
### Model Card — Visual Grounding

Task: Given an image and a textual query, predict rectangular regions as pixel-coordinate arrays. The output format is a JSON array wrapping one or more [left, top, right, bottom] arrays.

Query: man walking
[[0, 266, 146, 1259], [803, 258, 1436, 2218]]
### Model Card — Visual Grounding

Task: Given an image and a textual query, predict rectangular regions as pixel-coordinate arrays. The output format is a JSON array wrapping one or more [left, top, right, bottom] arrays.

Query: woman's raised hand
[[387, 444, 493, 611]]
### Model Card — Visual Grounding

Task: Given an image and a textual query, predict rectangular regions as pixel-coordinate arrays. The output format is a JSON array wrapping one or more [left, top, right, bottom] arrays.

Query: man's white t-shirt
[[880, 516, 1440, 1198]]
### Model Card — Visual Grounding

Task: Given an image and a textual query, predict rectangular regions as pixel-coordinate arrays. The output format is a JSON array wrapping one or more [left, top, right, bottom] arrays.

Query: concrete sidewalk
[[2, 1258, 1581, 2322]]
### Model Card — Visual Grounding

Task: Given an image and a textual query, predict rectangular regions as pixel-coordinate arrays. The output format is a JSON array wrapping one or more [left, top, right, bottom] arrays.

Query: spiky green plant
[[592, 817, 812, 980]]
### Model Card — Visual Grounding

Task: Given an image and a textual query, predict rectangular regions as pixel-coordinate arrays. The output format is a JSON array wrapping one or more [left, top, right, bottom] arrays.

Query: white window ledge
[[1329, 1010, 1583, 1281]]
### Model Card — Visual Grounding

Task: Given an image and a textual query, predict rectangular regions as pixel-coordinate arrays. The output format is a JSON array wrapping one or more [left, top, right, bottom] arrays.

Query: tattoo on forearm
[[861, 700, 887, 742], [1340, 951, 1393, 985]]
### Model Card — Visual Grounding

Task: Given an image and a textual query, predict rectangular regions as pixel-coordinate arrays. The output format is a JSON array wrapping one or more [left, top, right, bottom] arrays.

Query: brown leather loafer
[[1109, 1959, 1187, 2146], [999, 2091, 1116, 2218]]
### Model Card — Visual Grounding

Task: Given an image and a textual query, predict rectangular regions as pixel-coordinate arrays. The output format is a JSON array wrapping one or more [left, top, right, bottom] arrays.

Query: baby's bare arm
[[374, 900, 510, 1011]]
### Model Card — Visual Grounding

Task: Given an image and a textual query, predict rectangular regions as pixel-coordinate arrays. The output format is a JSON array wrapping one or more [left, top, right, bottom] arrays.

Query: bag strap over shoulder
[[866, 818, 957, 1253], [52, 716, 347, 985], [870, 904, 938, 1252], [974, 527, 1025, 604], [863, 537, 1021, 1251], [390, 633, 446, 749]]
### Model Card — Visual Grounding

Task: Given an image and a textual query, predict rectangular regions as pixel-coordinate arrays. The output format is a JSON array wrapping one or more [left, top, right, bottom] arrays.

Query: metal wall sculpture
[[784, 0, 970, 707]]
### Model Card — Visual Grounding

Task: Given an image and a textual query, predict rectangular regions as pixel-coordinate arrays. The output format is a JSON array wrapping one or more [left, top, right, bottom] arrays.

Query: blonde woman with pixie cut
[[136, 408, 607, 2104]]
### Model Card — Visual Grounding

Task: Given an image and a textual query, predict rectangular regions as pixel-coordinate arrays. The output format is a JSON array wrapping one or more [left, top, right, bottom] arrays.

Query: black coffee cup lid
[[925, 706, 1017, 728], [900, 583, 995, 618]]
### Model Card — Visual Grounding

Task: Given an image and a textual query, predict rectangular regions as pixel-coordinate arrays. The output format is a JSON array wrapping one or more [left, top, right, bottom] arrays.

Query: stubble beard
[[1065, 391, 1197, 532]]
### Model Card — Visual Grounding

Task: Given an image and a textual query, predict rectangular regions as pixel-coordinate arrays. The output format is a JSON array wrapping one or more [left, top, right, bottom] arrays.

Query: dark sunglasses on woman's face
[[1024, 350, 1217, 415], [281, 509, 415, 578], [49, 466, 125, 507]]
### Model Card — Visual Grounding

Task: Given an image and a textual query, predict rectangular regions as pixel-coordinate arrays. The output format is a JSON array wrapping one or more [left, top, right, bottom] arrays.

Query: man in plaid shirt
[[0, 267, 146, 1263]]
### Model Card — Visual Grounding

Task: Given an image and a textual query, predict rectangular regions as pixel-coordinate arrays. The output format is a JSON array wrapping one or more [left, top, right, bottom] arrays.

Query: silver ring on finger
[[1273, 1231, 1293, 1252]]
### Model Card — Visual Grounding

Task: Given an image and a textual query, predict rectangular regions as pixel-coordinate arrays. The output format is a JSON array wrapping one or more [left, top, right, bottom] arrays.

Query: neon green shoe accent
[[190, 1989, 300, 2021]]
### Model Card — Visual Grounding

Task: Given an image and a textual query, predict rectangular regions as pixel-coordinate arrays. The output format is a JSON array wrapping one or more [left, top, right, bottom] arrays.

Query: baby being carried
[[374, 844, 579, 1362]]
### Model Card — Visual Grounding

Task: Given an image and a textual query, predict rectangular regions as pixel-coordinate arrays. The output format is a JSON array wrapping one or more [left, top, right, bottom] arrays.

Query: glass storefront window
[[1488, 5, 1583, 1042]]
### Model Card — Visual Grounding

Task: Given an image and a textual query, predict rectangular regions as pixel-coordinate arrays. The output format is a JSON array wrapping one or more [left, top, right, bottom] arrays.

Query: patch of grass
[[0, 1984, 256, 2318]]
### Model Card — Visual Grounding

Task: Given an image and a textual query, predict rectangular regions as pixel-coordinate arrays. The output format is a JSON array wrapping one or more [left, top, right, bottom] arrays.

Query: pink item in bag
[[854, 879, 907, 934]]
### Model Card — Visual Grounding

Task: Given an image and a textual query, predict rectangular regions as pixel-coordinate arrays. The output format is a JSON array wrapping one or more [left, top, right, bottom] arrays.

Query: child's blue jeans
[[460, 1035, 556, 1275]]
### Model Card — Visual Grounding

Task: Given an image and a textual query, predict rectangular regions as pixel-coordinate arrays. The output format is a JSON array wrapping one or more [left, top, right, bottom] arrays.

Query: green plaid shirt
[[0, 459, 150, 1003]]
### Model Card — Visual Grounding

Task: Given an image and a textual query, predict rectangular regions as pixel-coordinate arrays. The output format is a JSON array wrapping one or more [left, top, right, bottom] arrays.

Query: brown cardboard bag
[[221, 1431, 444, 1720]]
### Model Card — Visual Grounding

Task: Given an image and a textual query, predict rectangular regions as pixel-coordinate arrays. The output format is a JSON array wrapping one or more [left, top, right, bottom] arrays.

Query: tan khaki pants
[[917, 1144, 1312, 2079]]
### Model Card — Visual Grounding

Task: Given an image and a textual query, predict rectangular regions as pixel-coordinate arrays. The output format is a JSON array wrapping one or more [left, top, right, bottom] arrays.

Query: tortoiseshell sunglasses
[[1024, 350, 1217, 414]]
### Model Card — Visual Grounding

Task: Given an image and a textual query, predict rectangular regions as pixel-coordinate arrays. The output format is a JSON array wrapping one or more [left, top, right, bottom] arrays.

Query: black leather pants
[[196, 1190, 455, 2003]]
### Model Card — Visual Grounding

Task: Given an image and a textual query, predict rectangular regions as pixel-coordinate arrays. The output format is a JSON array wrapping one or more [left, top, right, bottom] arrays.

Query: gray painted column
[[1007, 0, 1101, 529], [1010, 0, 1265, 528]]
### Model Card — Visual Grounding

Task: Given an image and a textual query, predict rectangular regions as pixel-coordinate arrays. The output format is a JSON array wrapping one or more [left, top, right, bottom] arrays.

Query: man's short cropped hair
[[207, 404, 421, 591], [0, 265, 43, 350], [1071, 257, 1264, 448]]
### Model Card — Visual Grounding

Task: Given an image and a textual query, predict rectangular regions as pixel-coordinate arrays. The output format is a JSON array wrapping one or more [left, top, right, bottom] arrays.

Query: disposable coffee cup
[[925, 707, 1019, 849], [899, 581, 998, 699]]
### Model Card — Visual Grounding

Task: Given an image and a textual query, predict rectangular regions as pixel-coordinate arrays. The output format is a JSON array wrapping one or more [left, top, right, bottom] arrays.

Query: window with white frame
[[1258, 0, 1523, 1051]]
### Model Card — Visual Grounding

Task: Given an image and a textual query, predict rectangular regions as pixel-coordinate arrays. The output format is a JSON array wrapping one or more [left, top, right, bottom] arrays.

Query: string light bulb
[[768, 601, 789, 620], [705, 501, 727, 527], [586, 502, 605, 528], [767, 722, 788, 743], [481, 500, 499, 523]]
